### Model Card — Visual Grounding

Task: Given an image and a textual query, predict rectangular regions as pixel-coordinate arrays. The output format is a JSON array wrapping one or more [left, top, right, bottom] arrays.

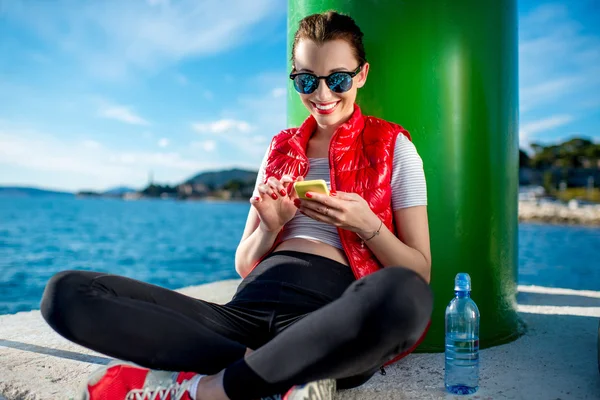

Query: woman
[[41, 11, 433, 400]]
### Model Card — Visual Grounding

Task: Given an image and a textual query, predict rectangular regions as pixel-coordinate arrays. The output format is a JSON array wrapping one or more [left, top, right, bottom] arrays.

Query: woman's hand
[[296, 191, 381, 238], [250, 175, 304, 233]]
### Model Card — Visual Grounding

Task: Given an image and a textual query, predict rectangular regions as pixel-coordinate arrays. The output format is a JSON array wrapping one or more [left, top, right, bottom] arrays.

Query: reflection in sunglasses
[[290, 65, 362, 94]]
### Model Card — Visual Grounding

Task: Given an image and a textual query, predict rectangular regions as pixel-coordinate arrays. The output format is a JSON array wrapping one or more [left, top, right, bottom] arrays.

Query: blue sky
[[0, 0, 598, 192]]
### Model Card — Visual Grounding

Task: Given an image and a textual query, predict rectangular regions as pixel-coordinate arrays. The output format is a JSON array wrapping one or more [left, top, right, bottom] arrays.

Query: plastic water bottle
[[445, 273, 480, 394]]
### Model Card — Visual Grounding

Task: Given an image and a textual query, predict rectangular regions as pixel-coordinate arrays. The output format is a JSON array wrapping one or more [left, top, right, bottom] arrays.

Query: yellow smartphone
[[294, 179, 330, 199]]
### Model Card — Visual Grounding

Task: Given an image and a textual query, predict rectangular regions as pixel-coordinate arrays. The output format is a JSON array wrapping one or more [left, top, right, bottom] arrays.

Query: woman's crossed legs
[[41, 260, 432, 399]]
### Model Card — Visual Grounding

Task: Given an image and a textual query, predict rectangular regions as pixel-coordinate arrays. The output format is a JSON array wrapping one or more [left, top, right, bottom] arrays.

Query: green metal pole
[[287, 0, 523, 352]]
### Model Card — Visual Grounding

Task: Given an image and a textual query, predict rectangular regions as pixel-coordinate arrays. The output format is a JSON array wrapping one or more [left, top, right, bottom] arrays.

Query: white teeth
[[315, 102, 337, 110]]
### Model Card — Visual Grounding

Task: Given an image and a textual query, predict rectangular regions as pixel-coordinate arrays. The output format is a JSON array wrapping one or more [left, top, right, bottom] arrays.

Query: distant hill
[[0, 169, 259, 200], [0, 186, 74, 197], [184, 168, 258, 189], [103, 186, 138, 196]]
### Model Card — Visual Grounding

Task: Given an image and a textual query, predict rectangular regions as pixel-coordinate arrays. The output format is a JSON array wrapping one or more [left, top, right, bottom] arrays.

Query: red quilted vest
[[257, 103, 430, 365]]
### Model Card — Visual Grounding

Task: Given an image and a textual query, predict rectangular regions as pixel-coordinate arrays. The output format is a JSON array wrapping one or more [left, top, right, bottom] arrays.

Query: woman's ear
[[357, 62, 370, 88]]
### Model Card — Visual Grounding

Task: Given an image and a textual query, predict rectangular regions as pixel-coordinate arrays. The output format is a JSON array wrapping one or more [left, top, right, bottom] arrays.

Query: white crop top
[[252, 133, 427, 249]]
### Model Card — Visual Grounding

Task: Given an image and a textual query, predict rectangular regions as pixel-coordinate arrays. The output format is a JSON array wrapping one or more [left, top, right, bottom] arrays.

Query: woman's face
[[293, 39, 369, 129]]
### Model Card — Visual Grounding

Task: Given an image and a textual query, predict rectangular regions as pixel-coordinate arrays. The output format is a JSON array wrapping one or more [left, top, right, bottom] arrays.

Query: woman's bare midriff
[[274, 238, 350, 267]]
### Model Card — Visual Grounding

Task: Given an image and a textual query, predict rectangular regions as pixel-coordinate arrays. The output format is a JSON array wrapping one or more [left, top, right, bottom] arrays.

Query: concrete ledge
[[1, 280, 599, 399]]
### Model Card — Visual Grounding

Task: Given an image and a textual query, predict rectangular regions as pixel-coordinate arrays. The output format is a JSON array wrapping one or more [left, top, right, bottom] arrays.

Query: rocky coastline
[[518, 200, 600, 225]]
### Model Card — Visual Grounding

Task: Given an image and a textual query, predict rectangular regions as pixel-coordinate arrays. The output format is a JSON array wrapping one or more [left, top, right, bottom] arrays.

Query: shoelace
[[125, 381, 188, 400]]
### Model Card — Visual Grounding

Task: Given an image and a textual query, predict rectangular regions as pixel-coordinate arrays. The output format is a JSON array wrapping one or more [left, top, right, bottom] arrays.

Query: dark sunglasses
[[289, 65, 362, 94]]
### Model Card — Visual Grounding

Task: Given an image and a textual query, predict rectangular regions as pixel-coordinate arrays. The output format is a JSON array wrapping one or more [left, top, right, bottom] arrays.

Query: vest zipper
[[380, 366, 387, 375]]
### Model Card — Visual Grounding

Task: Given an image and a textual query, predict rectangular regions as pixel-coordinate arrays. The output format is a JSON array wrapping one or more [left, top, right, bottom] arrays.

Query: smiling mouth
[[311, 101, 340, 113]]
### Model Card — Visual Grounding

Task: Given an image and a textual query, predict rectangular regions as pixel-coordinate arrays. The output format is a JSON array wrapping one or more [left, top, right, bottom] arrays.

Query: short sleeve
[[391, 134, 428, 210], [252, 146, 270, 198]]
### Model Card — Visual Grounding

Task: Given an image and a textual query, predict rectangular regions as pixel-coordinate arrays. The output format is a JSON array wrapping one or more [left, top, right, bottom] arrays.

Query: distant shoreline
[[78, 196, 600, 226], [2, 190, 599, 226], [518, 200, 600, 226]]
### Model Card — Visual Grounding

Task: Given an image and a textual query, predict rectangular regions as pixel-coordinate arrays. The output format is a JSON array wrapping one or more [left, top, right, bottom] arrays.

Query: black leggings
[[40, 251, 433, 399]]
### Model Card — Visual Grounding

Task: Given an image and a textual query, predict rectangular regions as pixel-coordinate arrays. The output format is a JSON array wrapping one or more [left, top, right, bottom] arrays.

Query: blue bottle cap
[[454, 273, 471, 291]]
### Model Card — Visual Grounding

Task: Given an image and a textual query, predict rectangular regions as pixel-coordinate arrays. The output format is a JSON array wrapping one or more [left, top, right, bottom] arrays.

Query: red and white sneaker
[[82, 361, 197, 400], [283, 379, 336, 400]]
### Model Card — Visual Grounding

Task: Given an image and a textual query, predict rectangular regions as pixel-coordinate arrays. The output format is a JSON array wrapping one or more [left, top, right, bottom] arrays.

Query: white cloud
[[191, 140, 217, 152], [252, 136, 267, 143], [82, 139, 102, 149], [519, 4, 600, 110], [158, 138, 170, 147], [518, 3, 600, 146], [3, 0, 285, 79], [98, 103, 150, 126], [188, 80, 287, 162], [519, 114, 574, 148], [192, 119, 253, 134], [147, 0, 170, 6], [271, 87, 286, 98], [175, 73, 188, 85], [197, 85, 287, 161], [520, 76, 582, 113], [255, 72, 287, 88], [0, 128, 217, 191], [520, 115, 574, 136], [107, 151, 202, 170], [237, 86, 287, 134]]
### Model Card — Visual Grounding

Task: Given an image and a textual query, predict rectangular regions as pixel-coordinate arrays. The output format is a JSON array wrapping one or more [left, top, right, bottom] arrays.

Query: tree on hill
[[519, 149, 530, 168], [184, 168, 257, 189], [223, 179, 246, 192], [141, 184, 177, 197], [529, 137, 600, 169]]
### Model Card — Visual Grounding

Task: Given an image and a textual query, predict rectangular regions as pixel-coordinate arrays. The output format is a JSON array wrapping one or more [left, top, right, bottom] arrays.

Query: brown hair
[[291, 11, 366, 68]]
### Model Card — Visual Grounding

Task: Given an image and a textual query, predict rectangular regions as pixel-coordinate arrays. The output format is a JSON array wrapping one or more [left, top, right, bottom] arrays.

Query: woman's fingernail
[[279, 189, 287, 196], [330, 191, 336, 196], [271, 193, 278, 200], [305, 192, 313, 198], [253, 196, 260, 201], [294, 199, 301, 207]]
